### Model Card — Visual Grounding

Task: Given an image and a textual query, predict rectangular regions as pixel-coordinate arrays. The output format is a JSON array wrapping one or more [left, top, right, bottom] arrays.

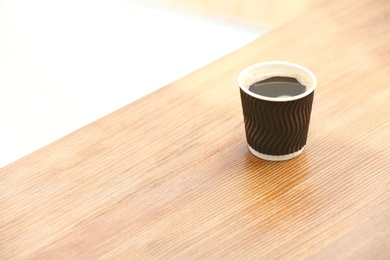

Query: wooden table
[[2, 0, 390, 258]]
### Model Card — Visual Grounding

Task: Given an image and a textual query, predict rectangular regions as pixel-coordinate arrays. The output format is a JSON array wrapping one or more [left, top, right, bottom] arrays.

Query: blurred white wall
[[0, 0, 263, 167]]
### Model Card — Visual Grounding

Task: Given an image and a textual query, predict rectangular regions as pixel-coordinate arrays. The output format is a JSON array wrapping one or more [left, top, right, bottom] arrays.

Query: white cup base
[[248, 145, 305, 161]]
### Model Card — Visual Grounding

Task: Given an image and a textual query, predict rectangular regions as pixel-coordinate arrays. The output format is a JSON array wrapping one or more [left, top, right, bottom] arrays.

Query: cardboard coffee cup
[[238, 61, 317, 161]]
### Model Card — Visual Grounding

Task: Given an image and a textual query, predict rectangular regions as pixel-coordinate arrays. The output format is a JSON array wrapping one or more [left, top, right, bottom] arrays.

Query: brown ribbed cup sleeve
[[240, 89, 314, 155]]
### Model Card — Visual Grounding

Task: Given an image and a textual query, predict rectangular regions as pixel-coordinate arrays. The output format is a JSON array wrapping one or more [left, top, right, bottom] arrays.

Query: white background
[[0, 0, 263, 167]]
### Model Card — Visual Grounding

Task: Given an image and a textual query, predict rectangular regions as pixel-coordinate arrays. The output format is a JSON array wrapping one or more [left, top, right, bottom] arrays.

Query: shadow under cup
[[238, 61, 317, 161]]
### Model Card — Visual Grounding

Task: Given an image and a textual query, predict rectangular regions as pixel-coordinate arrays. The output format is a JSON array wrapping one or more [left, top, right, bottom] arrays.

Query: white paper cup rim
[[238, 61, 317, 102]]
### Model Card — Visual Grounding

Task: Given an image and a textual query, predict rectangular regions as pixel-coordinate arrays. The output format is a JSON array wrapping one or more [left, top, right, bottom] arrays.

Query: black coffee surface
[[248, 76, 306, 98]]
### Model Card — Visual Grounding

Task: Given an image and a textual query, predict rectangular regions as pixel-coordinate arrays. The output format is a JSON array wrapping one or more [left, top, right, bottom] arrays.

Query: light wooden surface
[[2, 0, 390, 258], [144, 0, 325, 28]]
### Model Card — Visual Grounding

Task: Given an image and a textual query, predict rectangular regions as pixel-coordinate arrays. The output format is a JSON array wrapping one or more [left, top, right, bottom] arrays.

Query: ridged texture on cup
[[240, 89, 314, 155]]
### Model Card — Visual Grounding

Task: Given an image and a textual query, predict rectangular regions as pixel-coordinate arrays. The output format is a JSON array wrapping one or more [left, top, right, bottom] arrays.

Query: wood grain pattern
[[1, 0, 390, 258]]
